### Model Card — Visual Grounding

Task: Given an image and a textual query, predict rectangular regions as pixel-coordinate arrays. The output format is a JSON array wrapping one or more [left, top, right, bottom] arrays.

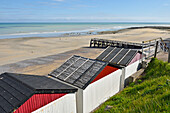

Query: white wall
[[32, 93, 77, 113], [125, 60, 141, 79], [33, 60, 141, 113], [81, 59, 141, 113], [83, 69, 122, 113]]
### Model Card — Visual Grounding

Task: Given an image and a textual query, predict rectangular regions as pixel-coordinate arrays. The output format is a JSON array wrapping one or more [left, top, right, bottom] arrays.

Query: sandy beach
[[0, 27, 169, 75], [0, 28, 169, 66], [1, 1, 170, 112]]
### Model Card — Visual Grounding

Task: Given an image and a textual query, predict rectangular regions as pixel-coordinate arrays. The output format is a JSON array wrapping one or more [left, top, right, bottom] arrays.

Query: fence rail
[[141, 37, 169, 60], [89, 38, 149, 49]]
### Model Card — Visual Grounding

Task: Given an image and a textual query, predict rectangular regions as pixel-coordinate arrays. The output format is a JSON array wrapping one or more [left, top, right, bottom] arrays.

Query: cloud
[[163, 3, 169, 6], [53, 0, 64, 2], [38, 0, 64, 6], [75, 5, 96, 8], [37, 16, 169, 22], [38, 1, 58, 6]]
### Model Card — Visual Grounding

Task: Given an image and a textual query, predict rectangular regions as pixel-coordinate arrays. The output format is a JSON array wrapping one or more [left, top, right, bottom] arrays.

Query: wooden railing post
[[148, 41, 151, 58], [142, 41, 144, 61], [90, 39, 92, 47], [168, 43, 170, 63], [154, 41, 159, 58]]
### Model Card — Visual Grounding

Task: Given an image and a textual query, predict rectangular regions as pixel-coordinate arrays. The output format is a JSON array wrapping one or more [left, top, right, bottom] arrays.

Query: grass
[[94, 58, 170, 113]]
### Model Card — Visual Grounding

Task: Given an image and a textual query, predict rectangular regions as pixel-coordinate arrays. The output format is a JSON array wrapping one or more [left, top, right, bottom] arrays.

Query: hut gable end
[[0, 73, 77, 113]]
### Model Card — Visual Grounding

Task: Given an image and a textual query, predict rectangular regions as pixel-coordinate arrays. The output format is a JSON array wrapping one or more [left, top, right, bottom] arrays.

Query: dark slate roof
[[0, 73, 77, 113], [49, 55, 107, 89], [96, 46, 138, 67]]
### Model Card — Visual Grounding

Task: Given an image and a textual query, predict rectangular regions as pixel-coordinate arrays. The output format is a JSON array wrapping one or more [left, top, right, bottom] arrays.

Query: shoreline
[[0, 27, 169, 66]]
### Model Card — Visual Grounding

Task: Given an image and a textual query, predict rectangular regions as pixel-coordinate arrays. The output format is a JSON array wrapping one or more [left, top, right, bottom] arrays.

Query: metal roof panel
[[96, 46, 139, 67], [50, 55, 107, 89]]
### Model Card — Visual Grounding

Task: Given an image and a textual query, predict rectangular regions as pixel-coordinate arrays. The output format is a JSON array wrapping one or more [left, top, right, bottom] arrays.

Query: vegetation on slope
[[94, 58, 170, 113]]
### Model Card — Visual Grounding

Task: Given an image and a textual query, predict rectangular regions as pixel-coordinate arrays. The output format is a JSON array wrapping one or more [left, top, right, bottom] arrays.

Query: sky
[[0, 0, 170, 22]]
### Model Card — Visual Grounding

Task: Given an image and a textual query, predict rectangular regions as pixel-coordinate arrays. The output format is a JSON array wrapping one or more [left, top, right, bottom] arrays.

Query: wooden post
[[148, 41, 151, 58], [162, 42, 165, 52], [76, 88, 83, 113], [142, 41, 144, 61], [97, 40, 100, 47], [94, 40, 96, 47], [120, 67, 125, 91], [154, 41, 159, 58], [90, 39, 92, 47], [168, 43, 170, 63]]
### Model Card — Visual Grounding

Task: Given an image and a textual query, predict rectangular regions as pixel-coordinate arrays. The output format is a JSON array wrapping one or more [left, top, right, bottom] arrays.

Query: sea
[[0, 22, 170, 39]]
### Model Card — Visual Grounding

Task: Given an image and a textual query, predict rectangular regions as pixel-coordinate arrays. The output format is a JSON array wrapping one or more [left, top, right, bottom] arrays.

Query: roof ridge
[[81, 61, 108, 89]]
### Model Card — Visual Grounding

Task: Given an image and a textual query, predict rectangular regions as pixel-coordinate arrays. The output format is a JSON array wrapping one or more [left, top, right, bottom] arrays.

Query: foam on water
[[0, 22, 170, 39]]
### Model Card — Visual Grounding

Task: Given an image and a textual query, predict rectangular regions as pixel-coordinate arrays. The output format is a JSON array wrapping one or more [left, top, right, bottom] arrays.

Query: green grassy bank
[[94, 58, 170, 113]]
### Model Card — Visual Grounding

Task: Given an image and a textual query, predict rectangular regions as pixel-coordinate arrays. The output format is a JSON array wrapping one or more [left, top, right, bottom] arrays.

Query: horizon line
[[1, 21, 170, 24]]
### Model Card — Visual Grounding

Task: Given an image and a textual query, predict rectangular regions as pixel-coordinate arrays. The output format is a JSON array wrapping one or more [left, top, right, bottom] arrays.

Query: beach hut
[[0, 73, 77, 113], [96, 46, 142, 70], [49, 55, 121, 113], [96, 46, 143, 89], [48, 46, 142, 113]]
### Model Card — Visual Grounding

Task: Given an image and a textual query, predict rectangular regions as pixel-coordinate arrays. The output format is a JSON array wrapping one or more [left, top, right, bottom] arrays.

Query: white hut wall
[[83, 69, 122, 113], [32, 93, 77, 113]]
